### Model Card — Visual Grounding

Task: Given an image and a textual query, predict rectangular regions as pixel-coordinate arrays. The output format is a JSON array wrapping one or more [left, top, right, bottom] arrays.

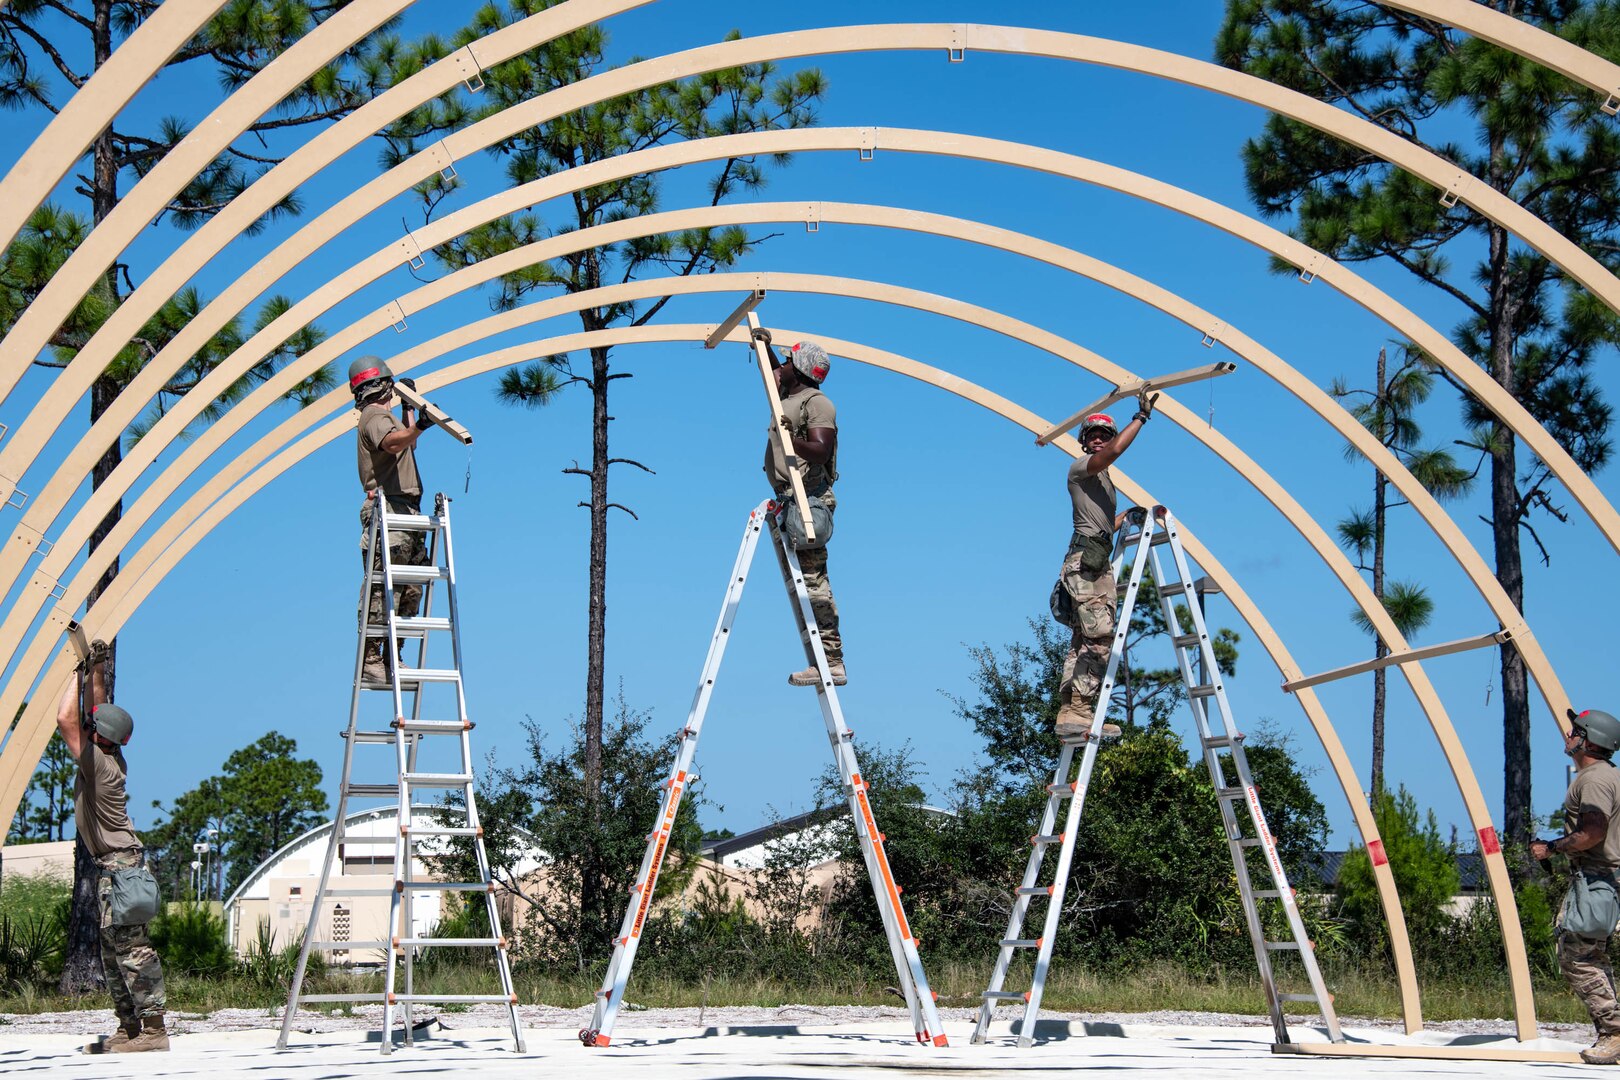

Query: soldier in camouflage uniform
[[1056, 391, 1156, 740], [55, 640, 168, 1054], [1533, 708, 1620, 1065], [757, 333, 845, 686], [349, 356, 434, 683]]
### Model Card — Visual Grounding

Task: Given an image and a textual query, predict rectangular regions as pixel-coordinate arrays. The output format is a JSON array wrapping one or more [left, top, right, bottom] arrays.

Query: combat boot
[[1582, 1032, 1620, 1065], [84, 1019, 139, 1054], [362, 640, 389, 684], [110, 1015, 169, 1053], [788, 663, 846, 687], [1054, 699, 1121, 740]]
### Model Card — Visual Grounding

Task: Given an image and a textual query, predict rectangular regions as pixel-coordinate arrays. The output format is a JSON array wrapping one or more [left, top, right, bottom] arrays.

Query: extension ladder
[[973, 505, 1340, 1047], [278, 491, 524, 1054], [579, 500, 947, 1048]]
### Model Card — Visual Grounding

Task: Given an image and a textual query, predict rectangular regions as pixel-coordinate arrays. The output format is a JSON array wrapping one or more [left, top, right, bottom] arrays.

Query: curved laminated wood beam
[[0, 0, 234, 254], [0, 0, 418, 443], [1379, 0, 1620, 109], [0, 322, 1436, 1034], [0, 131, 1573, 765], [0, 0, 656, 494], [9, 19, 1620, 529]]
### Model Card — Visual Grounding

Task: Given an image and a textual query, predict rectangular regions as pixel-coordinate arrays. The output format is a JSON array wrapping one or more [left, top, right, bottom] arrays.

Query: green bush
[[1337, 786, 1460, 953], [149, 903, 232, 977]]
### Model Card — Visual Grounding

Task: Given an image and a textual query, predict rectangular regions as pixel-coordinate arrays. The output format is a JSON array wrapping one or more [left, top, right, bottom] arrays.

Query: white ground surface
[[0, 1005, 1602, 1077]]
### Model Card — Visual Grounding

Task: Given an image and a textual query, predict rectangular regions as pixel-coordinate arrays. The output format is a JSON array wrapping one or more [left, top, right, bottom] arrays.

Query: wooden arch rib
[[0, 132, 1575, 765], [0, 23, 1616, 576], [0, 324, 1457, 1033], [0, 262, 1551, 1031]]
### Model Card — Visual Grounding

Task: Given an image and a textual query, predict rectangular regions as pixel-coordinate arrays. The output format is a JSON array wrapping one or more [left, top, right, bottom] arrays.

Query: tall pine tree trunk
[[1370, 347, 1388, 795], [580, 338, 609, 949]]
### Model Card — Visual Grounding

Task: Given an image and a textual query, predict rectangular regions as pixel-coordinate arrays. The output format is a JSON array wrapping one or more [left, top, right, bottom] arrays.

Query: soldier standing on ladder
[[1055, 391, 1157, 739], [1533, 707, 1620, 1065], [754, 330, 845, 687], [350, 355, 435, 683]]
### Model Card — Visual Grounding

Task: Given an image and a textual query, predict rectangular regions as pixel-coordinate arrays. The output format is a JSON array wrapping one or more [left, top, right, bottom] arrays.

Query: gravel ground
[[0, 1002, 1593, 1040]]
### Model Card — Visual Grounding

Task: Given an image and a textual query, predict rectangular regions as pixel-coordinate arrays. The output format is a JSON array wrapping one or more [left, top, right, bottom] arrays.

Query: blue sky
[[2, 1, 1617, 867]]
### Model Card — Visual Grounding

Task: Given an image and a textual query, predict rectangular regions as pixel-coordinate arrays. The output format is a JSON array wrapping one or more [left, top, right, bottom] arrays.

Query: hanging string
[[1207, 375, 1216, 429], [464, 443, 473, 494]]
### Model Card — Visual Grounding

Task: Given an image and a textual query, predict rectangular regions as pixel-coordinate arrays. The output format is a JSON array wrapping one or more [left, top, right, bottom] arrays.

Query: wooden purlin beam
[[705, 289, 766, 349], [745, 309, 818, 544], [1283, 630, 1514, 694], [0, 322, 1429, 1041], [393, 383, 472, 445], [1036, 362, 1237, 446]]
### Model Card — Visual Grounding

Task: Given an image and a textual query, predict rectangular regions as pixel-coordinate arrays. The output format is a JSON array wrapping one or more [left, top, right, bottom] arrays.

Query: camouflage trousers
[[1560, 931, 1620, 1034], [359, 496, 426, 633], [780, 489, 841, 665], [1058, 545, 1116, 721], [96, 848, 165, 1022]]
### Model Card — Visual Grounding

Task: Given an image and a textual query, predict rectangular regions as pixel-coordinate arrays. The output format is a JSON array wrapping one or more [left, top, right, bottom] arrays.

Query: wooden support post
[[744, 308, 816, 544], [705, 288, 765, 349], [1036, 362, 1237, 445], [1282, 629, 1513, 694], [393, 382, 473, 445]]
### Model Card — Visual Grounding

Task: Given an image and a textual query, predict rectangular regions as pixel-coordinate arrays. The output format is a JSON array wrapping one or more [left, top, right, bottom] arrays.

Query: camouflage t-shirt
[[764, 386, 837, 494], [1566, 760, 1620, 870], [357, 402, 422, 501], [1068, 454, 1115, 538], [74, 739, 140, 858]]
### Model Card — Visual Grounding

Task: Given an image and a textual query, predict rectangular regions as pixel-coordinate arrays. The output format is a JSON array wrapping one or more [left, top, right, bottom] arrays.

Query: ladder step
[[403, 772, 474, 788], [1215, 787, 1245, 800], [364, 617, 454, 639], [312, 940, 387, 951], [1172, 633, 1201, 648], [1278, 993, 1322, 1003], [1188, 684, 1218, 699], [395, 937, 506, 948], [1001, 938, 1040, 948], [298, 993, 386, 1003], [1234, 837, 1265, 848], [1265, 941, 1302, 951], [345, 730, 399, 744], [379, 513, 440, 531], [1150, 531, 1174, 546], [1046, 784, 1076, 797], [319, 887, 397, 897], [1254, 889, 1283, 899], [389, 994, 516, 1004], [397, 719, 475, 735], [1030, 834, 1063, 845], [387, 566, 450, 584], [1203, 734, 1242, 748], [397, 667, 462, 683], [399, 881, 493, 892], [331, 834, 396, 845], [344, 784, 401, 798], [404, 825, 483, 838], [1016, 886, 1053, 897], [982, 991, 1026, 1000]]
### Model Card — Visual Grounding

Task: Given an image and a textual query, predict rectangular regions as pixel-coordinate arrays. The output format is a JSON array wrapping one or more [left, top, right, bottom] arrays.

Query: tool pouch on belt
[[1070, 531, 1113, 575], [1049, 579, 1080, 630], [1560, 866, 1620, 938], [780, 495, 834, 551], [107, 866, 161, 927]]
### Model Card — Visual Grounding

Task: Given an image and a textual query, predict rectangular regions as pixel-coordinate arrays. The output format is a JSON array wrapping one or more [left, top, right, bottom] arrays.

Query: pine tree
[[1218, 1, 1616, 858]]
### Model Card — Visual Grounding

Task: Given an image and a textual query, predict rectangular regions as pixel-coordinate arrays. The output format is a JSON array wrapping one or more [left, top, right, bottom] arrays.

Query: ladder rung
[[394, 616, 453, 634], [395, 937, 505, 948], [389, 994, 516, 1004], [1215, 787, 1245, 800], [1016, 886, 1053, 897], [396, 719, 474, 734], [1265, 941, 1302, 950], [387, 566, 450, 584], [297, 993, 386, 1003], [1188, 684, 1218, 699], [312, 940, 387, 951], [332, 834, 396, 845], [1030, 834, 1063, 845], [405, 825, 483, 838], [1001, 938, 1040, 948], [319, 887, 396, 897], [1254, 889, 1283, 899], [1203, 734, 1242, 748], [982, 991, 1026, 1000], [397, 667, 461, 684], [1278, 993, 1322, 1003], [1150, 531, 1174, 546], [403, 772, 473, 787], [346, 730, 398, 744], [380, 513, 440, 531], [1046, 784, 1076, 797], [1234, 837, 1265, 848], [344, 784, 400, 798], [399, 881, 492, 892], [1172, 633, 1201, 648]]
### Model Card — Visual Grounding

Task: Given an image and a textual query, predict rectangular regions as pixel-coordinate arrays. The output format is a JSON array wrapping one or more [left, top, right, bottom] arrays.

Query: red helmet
[[1080, 413, 1118, 439]]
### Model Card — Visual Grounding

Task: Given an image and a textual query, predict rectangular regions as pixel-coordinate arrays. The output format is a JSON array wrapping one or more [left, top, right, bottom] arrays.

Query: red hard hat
[[1080, 412, 1118, 438]]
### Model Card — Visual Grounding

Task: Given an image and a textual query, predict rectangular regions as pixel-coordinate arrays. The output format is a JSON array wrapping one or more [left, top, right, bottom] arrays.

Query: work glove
[[396, 376, 416, 391], [414, 414, 434, 431], [1135, 389, 1160, 424]]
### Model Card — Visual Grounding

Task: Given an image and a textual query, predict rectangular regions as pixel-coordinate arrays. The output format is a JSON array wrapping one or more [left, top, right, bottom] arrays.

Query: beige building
[[0, 838, 74, 886], [223, 805, 543, 961]]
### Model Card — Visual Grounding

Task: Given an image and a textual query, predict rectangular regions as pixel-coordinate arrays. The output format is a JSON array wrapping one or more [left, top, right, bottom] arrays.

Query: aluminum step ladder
[[278, 491, 524, 1054], [579, 500, 948, 1048], [973, 506, 1340, 1047]]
